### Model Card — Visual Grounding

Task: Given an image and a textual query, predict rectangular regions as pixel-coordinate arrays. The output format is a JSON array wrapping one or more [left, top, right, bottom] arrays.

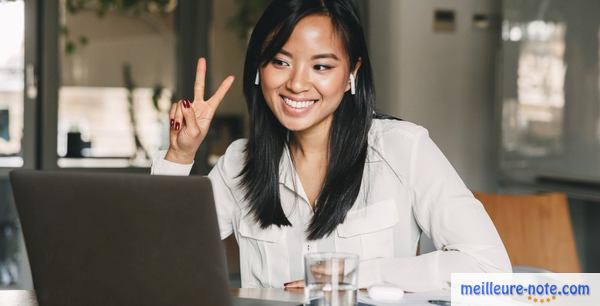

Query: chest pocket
[[239, 214, 285, 242], [336, 199, 399, 260], [237, 212, 287, 287]]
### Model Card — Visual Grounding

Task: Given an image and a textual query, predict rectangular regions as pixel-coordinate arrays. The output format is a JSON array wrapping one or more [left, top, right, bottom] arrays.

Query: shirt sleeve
[[359, 126, 511, 292], [150, 150, 193, 176], [206, 139, 247, 240], [207, 154, 238, 240]]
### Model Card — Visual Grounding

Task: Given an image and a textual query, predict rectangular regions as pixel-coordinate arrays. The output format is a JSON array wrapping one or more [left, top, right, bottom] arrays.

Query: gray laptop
[[10, 170, 299, 306]]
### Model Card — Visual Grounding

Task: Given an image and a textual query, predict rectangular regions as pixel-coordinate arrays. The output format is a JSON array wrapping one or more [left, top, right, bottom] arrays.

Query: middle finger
[[194, 57, 206, 102]]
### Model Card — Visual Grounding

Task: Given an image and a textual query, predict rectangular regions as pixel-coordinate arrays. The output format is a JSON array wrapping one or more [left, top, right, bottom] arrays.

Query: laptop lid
[[10, 170, 231, 306]]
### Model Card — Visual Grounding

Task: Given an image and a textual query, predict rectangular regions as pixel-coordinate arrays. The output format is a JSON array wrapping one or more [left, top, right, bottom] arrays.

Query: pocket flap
[[238, 213, 285, 242], [337, 199, 399, 238]]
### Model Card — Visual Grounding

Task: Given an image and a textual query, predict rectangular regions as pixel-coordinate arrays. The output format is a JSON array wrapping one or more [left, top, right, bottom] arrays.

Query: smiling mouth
[[282, 96, 318, 109]]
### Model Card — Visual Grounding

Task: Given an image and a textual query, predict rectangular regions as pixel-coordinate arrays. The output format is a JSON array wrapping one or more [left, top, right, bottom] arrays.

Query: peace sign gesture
[[165, 57, 235, 164]]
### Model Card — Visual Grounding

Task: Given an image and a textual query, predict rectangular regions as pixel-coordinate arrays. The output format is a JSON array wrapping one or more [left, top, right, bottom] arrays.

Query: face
[[260, 14, 358, 133]]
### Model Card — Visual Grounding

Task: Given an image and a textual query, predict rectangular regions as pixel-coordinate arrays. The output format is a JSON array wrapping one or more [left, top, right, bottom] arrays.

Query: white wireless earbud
[[349, 73, 356, 95]]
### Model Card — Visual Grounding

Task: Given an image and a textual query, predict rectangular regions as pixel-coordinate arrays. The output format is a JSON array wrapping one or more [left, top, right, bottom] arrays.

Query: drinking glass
[[304, 252, 359, 306]]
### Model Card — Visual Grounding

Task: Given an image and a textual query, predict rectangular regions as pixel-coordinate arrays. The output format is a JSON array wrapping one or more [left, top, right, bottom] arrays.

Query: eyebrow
[[279, 49, 340, 61]]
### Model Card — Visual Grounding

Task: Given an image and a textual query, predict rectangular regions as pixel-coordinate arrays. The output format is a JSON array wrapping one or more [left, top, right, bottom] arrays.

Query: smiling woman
[[239, 0, 374, 243], [152, 0, 511, 292], [256, 14, 361, 207]]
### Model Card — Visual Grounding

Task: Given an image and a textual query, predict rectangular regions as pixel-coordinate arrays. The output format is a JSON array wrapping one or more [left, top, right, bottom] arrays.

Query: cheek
[[314, 73, 348, 100], [260, 69, 286, 110], [261, 68, 288, 92]]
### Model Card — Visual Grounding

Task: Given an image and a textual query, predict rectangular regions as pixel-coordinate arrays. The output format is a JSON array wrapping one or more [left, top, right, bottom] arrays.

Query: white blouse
[[151, 119, 511, 292]]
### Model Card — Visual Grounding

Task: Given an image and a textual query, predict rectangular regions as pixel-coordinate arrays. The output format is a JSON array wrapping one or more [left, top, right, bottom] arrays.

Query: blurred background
[[0, 0, 599, 289]]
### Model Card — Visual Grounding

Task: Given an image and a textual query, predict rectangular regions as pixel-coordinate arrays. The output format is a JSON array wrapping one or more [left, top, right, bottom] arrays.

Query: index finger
[[194, 57, 206, 101]]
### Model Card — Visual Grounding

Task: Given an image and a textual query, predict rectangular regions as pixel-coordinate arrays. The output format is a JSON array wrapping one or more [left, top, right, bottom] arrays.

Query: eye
[[314, 64, 332, 71], [271, 59, 289, 67]]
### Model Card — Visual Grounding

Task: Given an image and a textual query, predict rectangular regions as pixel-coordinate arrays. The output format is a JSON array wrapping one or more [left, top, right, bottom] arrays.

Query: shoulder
[[211, 138, 247, 183], [367, 119, 431, 181], [369, 118, 429, 151], [222, 138, 248, 161]]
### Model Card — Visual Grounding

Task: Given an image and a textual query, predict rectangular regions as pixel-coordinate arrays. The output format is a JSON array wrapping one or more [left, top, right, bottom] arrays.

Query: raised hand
[[166, 57, 235, 164]]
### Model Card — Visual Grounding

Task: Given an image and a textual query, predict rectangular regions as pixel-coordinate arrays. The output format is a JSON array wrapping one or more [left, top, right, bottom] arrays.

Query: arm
[[150, 150, 193, 176], [359, 127, 511, 292], [150, 57, 237, 236]]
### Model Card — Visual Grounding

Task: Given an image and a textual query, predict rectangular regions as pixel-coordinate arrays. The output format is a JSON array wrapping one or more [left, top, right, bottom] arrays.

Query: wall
[[209, 0, 250, 131], [62, 10, 177, 89], [368, 0, 500, 192]]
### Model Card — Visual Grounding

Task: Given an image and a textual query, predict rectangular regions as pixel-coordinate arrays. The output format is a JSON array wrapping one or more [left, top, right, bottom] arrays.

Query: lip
[[280, 95, 318, 116], [281, 94, 318, 102]]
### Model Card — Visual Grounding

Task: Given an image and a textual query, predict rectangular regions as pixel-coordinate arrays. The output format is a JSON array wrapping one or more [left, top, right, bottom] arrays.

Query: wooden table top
[[0, 288, 306, 305], [1, 287, 449, 305]]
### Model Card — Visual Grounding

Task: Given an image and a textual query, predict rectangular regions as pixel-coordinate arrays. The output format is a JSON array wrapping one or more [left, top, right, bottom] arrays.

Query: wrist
[[165, 149, 195, 165]]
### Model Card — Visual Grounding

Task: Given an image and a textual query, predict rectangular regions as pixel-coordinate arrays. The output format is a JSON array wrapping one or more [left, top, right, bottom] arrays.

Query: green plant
[[228, 0, 270, 40], [62, 0, 176, 55], [64, 0, 174, 16]]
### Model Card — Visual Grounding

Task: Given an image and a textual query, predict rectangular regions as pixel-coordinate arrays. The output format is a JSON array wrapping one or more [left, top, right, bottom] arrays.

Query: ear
[[345, 58, 363, 92]]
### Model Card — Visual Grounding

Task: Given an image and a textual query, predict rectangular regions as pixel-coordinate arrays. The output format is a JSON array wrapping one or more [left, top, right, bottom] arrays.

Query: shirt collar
[[278, 129, 383, 189], [278, 144, 294, 188]]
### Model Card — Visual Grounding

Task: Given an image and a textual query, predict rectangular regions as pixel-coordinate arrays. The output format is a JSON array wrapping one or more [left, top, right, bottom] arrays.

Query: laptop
[[10, 170, 299, 306]]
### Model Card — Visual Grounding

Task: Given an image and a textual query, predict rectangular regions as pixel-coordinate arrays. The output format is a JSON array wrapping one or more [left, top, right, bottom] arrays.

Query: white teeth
[[283, 97, 316, 109]]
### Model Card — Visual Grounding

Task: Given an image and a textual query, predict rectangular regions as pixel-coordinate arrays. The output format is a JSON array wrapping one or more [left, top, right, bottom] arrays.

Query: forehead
[[281, 14, 347, 59]]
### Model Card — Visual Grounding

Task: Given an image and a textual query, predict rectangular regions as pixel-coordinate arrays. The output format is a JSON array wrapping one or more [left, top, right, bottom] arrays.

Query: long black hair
[[240, 0, 376, 240]]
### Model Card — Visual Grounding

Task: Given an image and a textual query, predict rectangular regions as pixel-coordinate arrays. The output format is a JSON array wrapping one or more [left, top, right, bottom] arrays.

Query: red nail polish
[[175, 122, 180, 130], [170, 119, 174, 128], [184, 100, 190, 108], [283, 282, 291, 287]]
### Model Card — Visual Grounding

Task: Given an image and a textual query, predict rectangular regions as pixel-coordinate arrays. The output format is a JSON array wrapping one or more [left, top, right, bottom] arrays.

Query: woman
[[152, 0, 511, 291]]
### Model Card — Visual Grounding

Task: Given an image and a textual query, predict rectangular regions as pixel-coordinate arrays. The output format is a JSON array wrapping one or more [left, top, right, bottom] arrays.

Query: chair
[[474, 192, 580, 273], [223, 235, 241, 287]]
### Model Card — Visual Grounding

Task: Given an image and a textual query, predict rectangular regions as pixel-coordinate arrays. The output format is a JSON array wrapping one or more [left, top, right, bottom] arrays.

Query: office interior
[[1, 0, 600, 290]]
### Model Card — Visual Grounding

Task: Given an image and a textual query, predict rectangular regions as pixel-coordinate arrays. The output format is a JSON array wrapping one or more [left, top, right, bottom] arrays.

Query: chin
[[278, 117, 313, 132]]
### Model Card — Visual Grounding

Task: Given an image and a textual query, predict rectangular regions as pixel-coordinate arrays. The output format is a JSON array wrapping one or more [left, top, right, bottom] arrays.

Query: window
[[0, 0, 25, 168], [56, 0, 177, 168]]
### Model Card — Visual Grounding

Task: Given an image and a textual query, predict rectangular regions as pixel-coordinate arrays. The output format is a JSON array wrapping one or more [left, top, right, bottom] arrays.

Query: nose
[[286, 66, 310, 93]]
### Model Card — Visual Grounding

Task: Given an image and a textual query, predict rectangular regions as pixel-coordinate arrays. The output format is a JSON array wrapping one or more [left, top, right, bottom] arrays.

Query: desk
[[233, 288, 305, 303], [0, 289, 305, 306], [0, 288, 449, 305]]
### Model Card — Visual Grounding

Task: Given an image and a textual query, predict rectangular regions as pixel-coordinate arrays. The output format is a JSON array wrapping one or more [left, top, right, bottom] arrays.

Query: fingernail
[[283, 282, 291, 287], [184, 100, 190, 108], [170, 119, 174, 128], [175, 122, 180, 130]]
